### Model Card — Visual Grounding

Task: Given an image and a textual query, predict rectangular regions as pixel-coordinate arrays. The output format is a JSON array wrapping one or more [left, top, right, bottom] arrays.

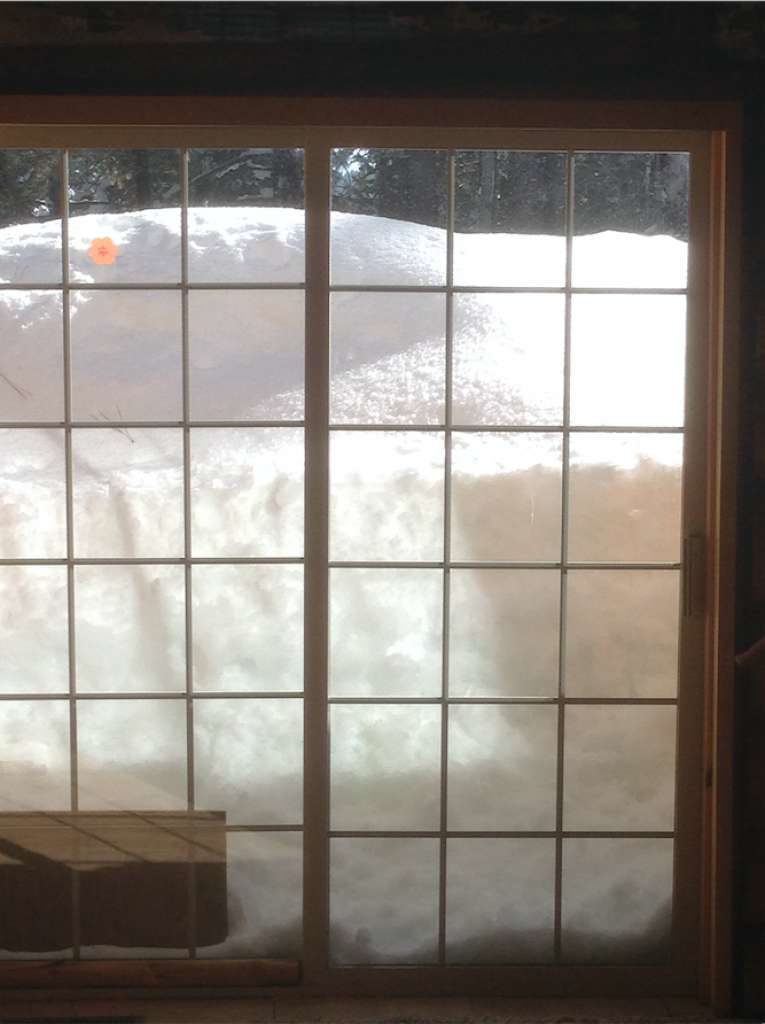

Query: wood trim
[[304, 964, 695, 998], [0, 959, 299, 989], [0, 99, 742, 1002], [0, 96, 742, 132], [702, 118, 742, 1016]]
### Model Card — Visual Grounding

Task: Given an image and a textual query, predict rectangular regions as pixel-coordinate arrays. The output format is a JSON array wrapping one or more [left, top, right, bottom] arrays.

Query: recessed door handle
[[682, 533, 706, 618]]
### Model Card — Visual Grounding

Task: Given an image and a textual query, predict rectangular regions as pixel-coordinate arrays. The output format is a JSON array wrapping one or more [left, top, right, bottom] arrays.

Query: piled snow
[[0, 207, 686, 965]]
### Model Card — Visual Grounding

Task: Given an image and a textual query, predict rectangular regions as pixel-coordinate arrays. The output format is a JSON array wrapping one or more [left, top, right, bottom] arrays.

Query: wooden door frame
[[0, 97, 741, 1012]]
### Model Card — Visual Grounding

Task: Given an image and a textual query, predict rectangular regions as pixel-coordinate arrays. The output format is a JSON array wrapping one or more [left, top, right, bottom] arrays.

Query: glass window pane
[[330, 837, 439, 964], [448, 705, 557, 831], [449, 569, 559, 698], [330, 292, 445, 425], [0, 428, 66, 558], [0, 819, 73, 960], [189, 290, 304, 422], [452, 294, 564, 427], [0, 149, 62, 285], [567, 434, 682, 564], [0, 291, 63, 422], [76, 813, 214, 960], [79, 830, 194, 959], [72, 427, 184, 558], [330, 705, 441, 831], [197, 832, 302, 959], [75, 565, 185, 694], [563, 706, 676, 831], [572, 152, 688, 289], [194, 698, 302, 826], [450, 432, 562, 562], [454, 151, 566, 287], [188, 148, 304, 283], [566, 570, 680, 698], [330, 431, 444, 562], [77, 700, 187, 811], [331, 149, 446, 287], [0, 701, 70, 811], [69, 149, 181, 285], [330, 568, 442, 698], [562, 838, 673, 964], [0, 566, 68, 694], [570, 296, 686, 428], [70, 290, 182, 422], [190, 427, 303, 558], [193, 564, 303, 693], [446, 839, 555, 964]]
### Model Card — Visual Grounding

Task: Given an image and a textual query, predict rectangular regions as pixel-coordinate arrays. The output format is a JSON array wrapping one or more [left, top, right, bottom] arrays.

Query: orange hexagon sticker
[[88, 237, 118, 265]]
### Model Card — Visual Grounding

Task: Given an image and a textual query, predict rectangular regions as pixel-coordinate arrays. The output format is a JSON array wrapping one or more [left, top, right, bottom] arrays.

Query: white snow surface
[[0, 207, 686, 964]]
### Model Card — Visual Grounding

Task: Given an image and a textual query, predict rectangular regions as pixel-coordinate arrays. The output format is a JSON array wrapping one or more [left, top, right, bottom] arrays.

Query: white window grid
[[0, 142, 689, 967]]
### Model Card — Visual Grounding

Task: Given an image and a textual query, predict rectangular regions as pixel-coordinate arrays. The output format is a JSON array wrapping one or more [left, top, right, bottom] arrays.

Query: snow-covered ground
[[0, 207, 686, 964]]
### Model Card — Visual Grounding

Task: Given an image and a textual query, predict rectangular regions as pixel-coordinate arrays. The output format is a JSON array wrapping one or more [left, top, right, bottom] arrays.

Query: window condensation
[[0, 142, 689, 970]]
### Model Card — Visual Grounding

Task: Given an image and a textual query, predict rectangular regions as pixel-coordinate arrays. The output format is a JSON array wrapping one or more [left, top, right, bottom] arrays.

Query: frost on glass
[[563, 706, 677, 831], [77, 700, 187, 811], [72, 428, 184, 558], [446, 839, 555, 964], [193, 565, 303, 693], [562, 838, 673, 964], [0, 701, 70, 812], [0, 149, 62, 285], [452, 294, 564, 427], [70, 290, 183, 422], [330, 431, 444, 562], [0, 428, 66, 559], [188, 148, 304, 283], [0, 291, 63, 421], [0, 566, 68, 694], [330, 837, 439, 964], [450, 432, 562, 562], [570, 295, 686, 428], [194, 699, 303, 826], [68, 149, 181, 284], [189, 290, 304, 421], [330, 292, 445, 425], [572, 152, 689, 289], [190, 427, 304, 558], [330, 705, 441, 831], [448, 705, 557, 831], [567, 434, 682, 564], [75, 565, 185, 694], [566, 570, 680, 698], [331, 149, 446, 286], [448, 569, 559, 698], [197, 832, 302, 959], [454, 151, 566, 288], [329, 568, 442, 698]]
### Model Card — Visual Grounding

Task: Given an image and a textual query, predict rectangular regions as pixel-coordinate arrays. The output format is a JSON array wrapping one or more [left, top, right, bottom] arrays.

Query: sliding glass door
[[0, 127, 711, 993]]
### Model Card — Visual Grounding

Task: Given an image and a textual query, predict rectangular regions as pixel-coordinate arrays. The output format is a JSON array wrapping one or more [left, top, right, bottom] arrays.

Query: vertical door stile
[[438, 149, 456, 966], [303, 130, 332, 985], [554, 148, 576, 964], [673, 131, 713, 984]]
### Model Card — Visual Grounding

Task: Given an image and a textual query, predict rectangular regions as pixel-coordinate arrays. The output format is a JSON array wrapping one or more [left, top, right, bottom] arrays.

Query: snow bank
[[0, 207, 685, 964]]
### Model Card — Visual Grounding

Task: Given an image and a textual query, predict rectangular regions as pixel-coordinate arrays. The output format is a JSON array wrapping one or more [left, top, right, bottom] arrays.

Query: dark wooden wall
[[1, 1, 764, 1012]]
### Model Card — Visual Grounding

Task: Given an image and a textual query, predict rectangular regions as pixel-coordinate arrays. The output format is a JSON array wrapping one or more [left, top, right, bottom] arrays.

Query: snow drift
[[0, 206, 687, 965]]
